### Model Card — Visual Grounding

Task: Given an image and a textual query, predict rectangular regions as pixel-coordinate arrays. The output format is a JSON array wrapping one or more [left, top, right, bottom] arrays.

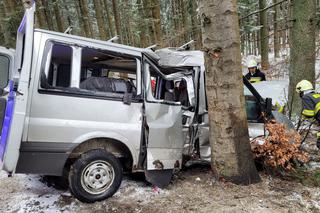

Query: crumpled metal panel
[[145, 102, 184, 170], [155, 48, 204, 68]]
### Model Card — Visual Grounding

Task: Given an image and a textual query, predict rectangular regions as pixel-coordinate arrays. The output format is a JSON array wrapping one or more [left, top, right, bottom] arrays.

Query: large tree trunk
[[93, 0, 108, 40], [273, 0, 280, 58], [288, 0, 316, 116], [259, 0, 269, 70], [199, 0, 260, 184], [111, 0, 121, 42], [79, 0, 93, 38]]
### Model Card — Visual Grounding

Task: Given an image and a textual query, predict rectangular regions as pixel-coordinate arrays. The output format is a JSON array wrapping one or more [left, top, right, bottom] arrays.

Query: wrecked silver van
[[0, 4, 277, 203]]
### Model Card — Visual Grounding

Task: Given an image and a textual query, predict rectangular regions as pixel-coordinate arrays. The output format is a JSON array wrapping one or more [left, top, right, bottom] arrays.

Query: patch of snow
[[114, 178, 168, 202], [248, 123, 265, 139], [0, 171, 64, 213]]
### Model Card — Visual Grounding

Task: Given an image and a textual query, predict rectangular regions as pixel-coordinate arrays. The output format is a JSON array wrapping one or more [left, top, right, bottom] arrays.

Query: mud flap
[[145, 169, 173, 188]]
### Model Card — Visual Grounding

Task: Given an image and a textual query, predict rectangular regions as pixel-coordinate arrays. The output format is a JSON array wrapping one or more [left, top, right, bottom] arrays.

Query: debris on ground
[[1, 167, 320, 212], [251, 120, 309, 171]]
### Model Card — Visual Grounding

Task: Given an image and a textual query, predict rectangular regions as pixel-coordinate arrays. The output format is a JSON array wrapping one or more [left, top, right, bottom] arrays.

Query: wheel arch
[[65, 135, 138, 173]]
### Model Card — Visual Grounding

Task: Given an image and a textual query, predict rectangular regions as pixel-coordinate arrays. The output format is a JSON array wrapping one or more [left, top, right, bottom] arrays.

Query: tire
[[68, 149, 122, 203]]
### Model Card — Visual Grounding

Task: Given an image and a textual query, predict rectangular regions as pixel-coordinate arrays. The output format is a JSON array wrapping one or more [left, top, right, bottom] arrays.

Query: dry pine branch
[[251, 120, 309, 171]]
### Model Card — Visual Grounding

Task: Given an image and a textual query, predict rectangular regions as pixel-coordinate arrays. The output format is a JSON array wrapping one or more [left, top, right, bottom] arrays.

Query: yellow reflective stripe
[[249, 77, 262, 83], [302, 109, 315, 117], [317, 132, 320, 139], [312, 94, 320, 99], [275, 101, 284, 113], [278, 106, 284, 113], [315, 102, 320, 114]]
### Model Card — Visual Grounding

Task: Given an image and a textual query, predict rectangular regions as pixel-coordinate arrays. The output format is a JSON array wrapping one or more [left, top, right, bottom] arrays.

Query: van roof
[[34, 29, 203, 72], [34, 28, 145, 56]]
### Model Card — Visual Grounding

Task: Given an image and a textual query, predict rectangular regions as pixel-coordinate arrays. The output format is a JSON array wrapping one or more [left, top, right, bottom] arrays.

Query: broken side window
[[40, 42, 73, 89], [79, 47, 138, 98], [145, 63, 180, 104]]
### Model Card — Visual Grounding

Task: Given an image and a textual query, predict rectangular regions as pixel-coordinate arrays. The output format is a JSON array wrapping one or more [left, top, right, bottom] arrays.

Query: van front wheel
[[68, 149, 122, 203]]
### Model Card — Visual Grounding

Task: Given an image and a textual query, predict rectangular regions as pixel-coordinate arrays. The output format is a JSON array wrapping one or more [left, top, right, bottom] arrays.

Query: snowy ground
[[1, 165, 320, 213]]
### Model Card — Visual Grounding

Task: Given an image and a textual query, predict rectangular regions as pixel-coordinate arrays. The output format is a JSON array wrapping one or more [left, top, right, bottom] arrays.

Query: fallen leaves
[[251, 120, 309, 171]]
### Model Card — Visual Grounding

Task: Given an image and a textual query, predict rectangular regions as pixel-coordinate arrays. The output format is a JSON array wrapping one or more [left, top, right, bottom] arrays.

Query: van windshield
[[0, 55, 10, 88]]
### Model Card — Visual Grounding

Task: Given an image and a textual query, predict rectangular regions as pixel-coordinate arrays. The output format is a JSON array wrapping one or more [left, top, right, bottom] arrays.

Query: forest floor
[[0, 165, 320, 213], [1, 137, 320, 213]]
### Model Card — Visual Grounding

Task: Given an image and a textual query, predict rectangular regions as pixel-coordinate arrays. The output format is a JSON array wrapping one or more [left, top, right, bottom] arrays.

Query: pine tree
[[199, 0, 260, 184]]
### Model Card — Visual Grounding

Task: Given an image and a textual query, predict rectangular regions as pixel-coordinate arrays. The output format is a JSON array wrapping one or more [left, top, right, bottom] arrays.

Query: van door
[[142, 57, 184, 187], [1, 4, 35, 172]]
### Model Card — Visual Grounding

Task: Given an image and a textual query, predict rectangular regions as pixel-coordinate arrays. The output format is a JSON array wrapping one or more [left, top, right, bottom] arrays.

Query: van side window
[[79, 47, 137, 97], [148, 66, 177, 103], [0, 55, 10, 88], [47, 44, 72, 87]]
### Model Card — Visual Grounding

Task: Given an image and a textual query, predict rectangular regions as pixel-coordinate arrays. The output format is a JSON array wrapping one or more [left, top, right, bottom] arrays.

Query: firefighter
[[245, 59, 266, 83], [296, 80, 320, 149]]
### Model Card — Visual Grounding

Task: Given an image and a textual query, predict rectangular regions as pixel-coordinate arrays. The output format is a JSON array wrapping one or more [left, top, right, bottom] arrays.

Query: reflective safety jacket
[[301, 92, 320, 119], [245, 69, 266, 83]]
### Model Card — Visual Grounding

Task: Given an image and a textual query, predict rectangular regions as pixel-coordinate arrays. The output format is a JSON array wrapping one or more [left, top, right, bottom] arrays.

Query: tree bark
[[150, 0, 162, 46], [111, 0, 121, 42], [189, 0, 199, 48], [199, 0, 260, 184], [180, 0, 187, 42], [103, 0, 115, 37], [36, 0, 48, 29], [259, 0, 269, 70], [93, 0, 108, 40], [288, 0, 316, 116], [3, 0, 16, 13], [143, 0, 156, 44], [136, 0, 148, 47], [53, 0, 65, 32], [73, 0, 85, 36], [273, 0, 280, 58], [41, 0, 54, 31], [79, 0, 93, 38], [0, 2, 10, 46]]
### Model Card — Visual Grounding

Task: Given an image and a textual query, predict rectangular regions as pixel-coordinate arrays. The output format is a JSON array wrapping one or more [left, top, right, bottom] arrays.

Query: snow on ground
[[0, 171, 166, 213], [0, 171, 62, 213], [1, 167, 320, 212]]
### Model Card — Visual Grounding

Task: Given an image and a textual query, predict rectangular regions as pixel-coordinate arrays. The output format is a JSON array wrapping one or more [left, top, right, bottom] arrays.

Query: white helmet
[[247, 59, 258, 68]]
